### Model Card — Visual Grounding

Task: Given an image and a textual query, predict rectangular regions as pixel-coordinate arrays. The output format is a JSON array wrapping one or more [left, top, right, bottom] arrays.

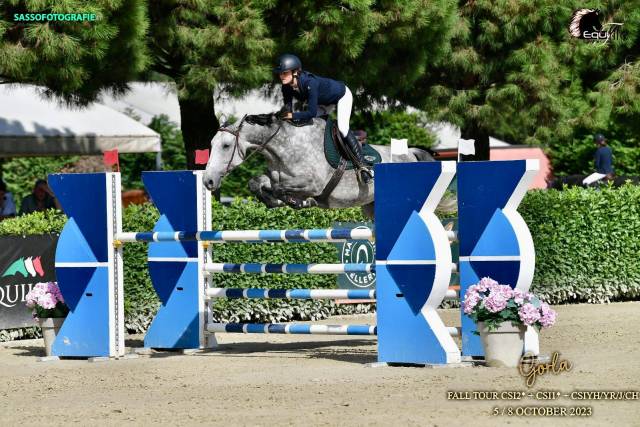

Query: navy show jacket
[[282, 71, 346, 121]]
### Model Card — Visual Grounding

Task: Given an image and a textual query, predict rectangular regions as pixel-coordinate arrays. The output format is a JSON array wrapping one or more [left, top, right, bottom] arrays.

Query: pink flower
[[513, 289, 526, 304], [477, 277, 498, 292], [39, 293, 57, 309], [539, 303, 557, 328], [24, 282, 66, 315], [493, 284, 514, 299], [484, 293, 508, 313], [463, 292, 481, 314], [518, 303, 541, 325]]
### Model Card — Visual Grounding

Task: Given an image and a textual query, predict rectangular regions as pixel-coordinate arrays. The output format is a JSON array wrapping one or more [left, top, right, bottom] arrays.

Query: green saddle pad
[[323, 117, 382, 170]]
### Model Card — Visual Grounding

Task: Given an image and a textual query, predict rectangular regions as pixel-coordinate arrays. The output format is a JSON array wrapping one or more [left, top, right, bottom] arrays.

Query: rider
[[274, 54, 373, 184]]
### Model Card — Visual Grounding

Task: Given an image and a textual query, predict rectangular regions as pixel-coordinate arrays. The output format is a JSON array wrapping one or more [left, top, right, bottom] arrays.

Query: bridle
[[216, 114, 283, 176]]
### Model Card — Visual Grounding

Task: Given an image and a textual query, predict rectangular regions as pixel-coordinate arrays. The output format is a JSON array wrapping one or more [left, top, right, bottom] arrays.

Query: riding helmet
[[273, 54, 302, 74]]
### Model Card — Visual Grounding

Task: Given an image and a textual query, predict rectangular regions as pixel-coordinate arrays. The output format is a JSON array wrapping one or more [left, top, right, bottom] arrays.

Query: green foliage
[[0, 0, 150, 104], [351, 111, 435, 150], [468, 299, 525, 333], [0, 209, 66, 234], [522, 185, 640, 304], [148, 1, 274, 99], [33, 302, 69, 320], [267, 0, 457, 106], [3, 185, 639, 334], [146, 1, 276, 168], [120, 203, 160, 331], [0, 156, 78, 206], [548, 124, 640, 176], [412, 0, 640, 160]]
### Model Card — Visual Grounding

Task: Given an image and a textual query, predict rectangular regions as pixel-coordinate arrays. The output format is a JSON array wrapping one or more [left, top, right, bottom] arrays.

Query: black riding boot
[[345, 131, 374, 184]]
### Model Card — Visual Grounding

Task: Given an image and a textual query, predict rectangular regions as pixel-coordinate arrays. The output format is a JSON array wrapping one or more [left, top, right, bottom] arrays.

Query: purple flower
[[477, 277, 498, 292], [463, 292, 481, 314], [45, 295, 57, 309], [518, 303, 541, 325], [539, 302, 557, 328], [493, 284, 514, 299], [513, 289, 526, 305], [24, 281, 66, 315], [484, 293, 508, 313]]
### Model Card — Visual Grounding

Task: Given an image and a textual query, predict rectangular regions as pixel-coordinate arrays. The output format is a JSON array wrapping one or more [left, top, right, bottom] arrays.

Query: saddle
[[323, 117, 381, 171]]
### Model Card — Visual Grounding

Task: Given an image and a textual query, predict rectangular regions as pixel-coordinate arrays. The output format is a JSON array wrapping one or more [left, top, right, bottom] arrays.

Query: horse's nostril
[[207, 179, 214, 188]]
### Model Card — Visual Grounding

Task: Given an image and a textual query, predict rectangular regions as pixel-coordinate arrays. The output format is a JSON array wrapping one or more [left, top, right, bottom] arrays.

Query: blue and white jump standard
[[48, 159, 538, 365]]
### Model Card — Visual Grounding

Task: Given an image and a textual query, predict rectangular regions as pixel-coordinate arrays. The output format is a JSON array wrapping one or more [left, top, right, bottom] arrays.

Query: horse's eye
[[222, 144, 231, 149]]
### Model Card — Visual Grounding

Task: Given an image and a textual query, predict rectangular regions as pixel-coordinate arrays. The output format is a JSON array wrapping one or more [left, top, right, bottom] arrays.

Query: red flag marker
[[103, 149, 120, 172], [195, 149, 210, 165]]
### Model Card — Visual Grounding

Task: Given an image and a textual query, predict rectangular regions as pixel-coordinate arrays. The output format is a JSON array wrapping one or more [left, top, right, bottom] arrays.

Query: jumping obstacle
[[48, 160, 539, 364]]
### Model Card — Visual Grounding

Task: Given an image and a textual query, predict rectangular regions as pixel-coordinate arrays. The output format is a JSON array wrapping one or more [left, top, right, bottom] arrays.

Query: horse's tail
[[409, 147, 435, 162]]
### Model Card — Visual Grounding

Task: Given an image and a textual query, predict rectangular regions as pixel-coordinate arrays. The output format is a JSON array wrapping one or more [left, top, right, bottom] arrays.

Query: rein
[[217, 115, 283, 176]]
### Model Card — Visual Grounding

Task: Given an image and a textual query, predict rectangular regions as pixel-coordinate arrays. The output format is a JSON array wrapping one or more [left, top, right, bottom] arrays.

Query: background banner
[[0, 234, 58, 329]]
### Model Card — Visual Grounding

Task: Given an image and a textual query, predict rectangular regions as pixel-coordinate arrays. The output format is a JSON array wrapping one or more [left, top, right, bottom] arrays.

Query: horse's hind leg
[[361, 202, 374, 220], [249, 175, 285, 208]]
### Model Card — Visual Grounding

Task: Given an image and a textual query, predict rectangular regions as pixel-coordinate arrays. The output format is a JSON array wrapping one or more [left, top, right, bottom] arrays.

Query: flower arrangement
[[463, 277, 557, 332], [25, 282, 69, 320]]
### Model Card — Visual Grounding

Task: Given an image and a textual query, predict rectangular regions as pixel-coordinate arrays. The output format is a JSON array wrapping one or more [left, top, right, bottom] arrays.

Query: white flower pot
[[478, 321, 526, 367], [38, 317, 65, 357]]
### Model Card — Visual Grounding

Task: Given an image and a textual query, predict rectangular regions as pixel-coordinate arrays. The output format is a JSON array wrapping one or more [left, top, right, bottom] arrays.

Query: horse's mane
[[245, 112, 315, 128], [245, 113, 278, 127]]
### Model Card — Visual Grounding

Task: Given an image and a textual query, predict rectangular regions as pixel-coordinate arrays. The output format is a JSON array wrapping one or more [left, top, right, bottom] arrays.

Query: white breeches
[[317, 86, 353, 137]]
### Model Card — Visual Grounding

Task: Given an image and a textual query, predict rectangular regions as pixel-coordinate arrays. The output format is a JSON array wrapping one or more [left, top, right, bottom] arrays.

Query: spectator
[[19, 179, 61, 215], [0, 179, 17, 220], [582, 133, 614, 186]]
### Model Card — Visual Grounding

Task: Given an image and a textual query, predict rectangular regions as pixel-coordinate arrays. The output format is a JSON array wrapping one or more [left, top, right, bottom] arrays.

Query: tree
[[146, 1, 274, 169], [0, 0, 149, 104], [405, 1, 639, 161], [266, 0, 457, 108]]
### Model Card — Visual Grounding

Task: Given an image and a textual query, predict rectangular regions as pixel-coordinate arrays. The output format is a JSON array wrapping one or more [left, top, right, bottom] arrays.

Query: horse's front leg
[[248, 175, 285, 208], [271, 175, 324, 209], [272, 175, 323, 198]]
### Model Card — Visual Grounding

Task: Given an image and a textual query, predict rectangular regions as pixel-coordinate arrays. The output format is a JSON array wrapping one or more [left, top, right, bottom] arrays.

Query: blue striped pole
[[206, 288, 376, 300], [204, 263, 374, 275], [206, 287, 456, 300], [116, 227, 374, 243], [206, 323, 377, 335]]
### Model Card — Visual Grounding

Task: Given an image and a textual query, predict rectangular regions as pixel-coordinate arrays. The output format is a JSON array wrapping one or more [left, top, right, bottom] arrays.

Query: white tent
[[0, 84, 161, 157], [423, 121, 511, 151], [99, 82, 280, 126]]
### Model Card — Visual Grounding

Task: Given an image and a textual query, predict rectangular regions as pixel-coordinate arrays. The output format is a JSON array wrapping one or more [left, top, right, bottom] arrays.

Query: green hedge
[[1, 185, 639, 337], [116, 201, 376, 332], [521, 184, 640, 304]]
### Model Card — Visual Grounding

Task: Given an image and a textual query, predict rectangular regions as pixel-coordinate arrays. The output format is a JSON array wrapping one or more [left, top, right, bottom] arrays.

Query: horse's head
[[203, 120, 246, 191], [203, 113, 281, 191]]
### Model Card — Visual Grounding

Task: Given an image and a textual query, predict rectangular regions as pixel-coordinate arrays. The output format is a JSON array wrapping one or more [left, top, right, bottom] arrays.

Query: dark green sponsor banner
[[0, 235, 57, 329]]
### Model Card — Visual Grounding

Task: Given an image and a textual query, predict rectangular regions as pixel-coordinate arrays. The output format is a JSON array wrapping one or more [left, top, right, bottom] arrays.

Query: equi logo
[[1, 256, 45, 278], [0, 283, 34, 308], [569, 9, 625, 41]]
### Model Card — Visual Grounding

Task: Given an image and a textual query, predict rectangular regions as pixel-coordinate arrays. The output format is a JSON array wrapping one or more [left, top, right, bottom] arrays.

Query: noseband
[[217, 114, 283, 176]]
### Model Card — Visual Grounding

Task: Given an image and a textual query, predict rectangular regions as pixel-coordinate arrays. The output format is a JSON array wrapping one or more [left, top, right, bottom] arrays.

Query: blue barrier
[[48, 160, 539, 364]]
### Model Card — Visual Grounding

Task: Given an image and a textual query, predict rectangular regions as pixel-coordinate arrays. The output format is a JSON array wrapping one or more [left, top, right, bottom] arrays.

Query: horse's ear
[[219, 113, 230, 127]]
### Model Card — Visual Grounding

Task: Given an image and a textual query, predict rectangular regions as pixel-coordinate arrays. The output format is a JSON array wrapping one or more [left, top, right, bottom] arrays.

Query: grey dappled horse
[[203, 114, 440, 218]]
